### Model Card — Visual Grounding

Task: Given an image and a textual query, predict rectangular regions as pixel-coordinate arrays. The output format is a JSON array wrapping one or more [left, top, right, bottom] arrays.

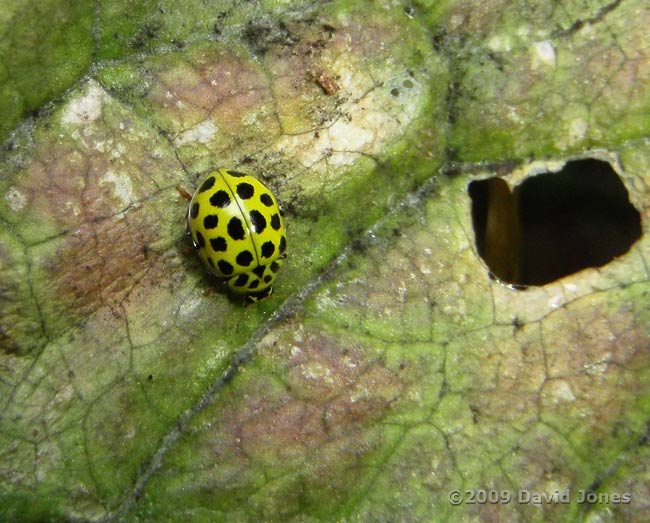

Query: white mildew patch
[[275, 71, 426, 182], [554, 113, 590, 150], [110, 142, 127, 160], [547, 291, 566, 310], [301, 362, 334, 383], [61, 81, 106, 125], [5, 187, 27, 212], [173, 120, 218, 146], [532, 41, 556, 68], [487, 35, 513, 53], [549, 380, 576, 403], [568, 118, 588, 144], [64, 200, 81, 217], [100, 169, 135, 210]]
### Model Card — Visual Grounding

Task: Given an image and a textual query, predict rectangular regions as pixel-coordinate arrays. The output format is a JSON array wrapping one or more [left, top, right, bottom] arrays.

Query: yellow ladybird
[[187, 169, 286, 298]]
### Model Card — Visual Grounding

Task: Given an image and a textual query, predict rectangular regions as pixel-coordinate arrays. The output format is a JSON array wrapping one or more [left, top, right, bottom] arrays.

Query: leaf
[[1, 1, 649, 522]]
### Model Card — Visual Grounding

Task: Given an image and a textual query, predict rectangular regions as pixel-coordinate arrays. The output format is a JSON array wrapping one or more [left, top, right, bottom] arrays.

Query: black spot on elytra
[[195, 231, 205, 249], [260, 193, 274, 207], [190, 202, 200, 218], [270, 213, 281, 230], [270, 261, 280, 273], [249, 210, 266, 233], [279, 235, 287, 254], [227, 217, 246, 240], [210, 190, 231, 208], [252, 265, 266, 278], [236, 250, 254, 267], [248, 278, 260, 289], [264, 275, 272, 283], [199, 176, 216, 193], [203, 214, 219, 229], [218, 260, 234, 275], [210, 237, 227, 251], [261, 241, 275, 258], [232, 274, 249, 287], [236, 182, 254, 199]]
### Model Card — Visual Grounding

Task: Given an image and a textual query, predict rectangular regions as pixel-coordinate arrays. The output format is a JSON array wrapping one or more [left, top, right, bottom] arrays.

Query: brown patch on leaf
[[201, 329, 402, 479], [1, 80, 187, 346], [148, 46, 277, 139], [535, 297, 650, 442], [25, 147, 89, 230], [543, 299, 648, 379], [46, 211, 151, 318]]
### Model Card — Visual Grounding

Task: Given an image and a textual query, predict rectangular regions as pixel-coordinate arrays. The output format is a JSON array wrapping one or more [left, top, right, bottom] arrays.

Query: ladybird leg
[[246, 286, 273, 303], [176, 185, 193, 201]]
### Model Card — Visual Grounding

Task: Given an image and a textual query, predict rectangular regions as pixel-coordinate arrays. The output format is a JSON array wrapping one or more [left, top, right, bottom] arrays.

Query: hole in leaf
[[468, 158, 642, 287]]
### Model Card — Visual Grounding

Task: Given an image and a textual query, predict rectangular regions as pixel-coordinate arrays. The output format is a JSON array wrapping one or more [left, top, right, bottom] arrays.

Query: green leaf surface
[[1, 1, 649, 522]]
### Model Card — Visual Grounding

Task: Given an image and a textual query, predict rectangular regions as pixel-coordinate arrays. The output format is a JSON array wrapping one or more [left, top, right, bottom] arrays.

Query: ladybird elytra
[[187, 169, 286, 296]]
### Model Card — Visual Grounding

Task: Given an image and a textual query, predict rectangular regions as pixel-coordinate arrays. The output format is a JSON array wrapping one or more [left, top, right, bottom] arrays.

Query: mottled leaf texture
[[1, 1, 649, 522]]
